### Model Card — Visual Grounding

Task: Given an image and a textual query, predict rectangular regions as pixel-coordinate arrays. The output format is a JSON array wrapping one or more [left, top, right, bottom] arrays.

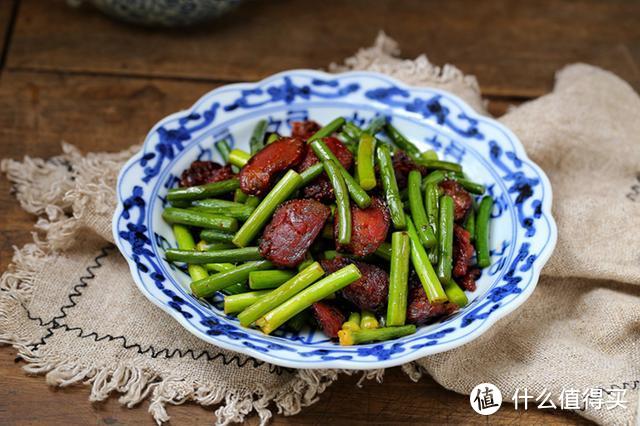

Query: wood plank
[[0, 70, 220, 156], [0, 71, 589, 424], [0, 70, 518, 158], [8, 0, 640, 97], [0, 349, 590, 425], [0, 0, 15, 68]]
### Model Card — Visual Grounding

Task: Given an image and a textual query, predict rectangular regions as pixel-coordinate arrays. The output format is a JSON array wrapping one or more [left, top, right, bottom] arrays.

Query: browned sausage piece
[[259, 199, 330, 268], [299, 137, 354, 202], [440, 180, 472, 222], [459, 267, 481, 292], [291, 120, 321, 140], [406, 285, 459, 325], [239, 137, 305, 196], [311, 301, 345, 338], [302, 178, 335, 202], [453, 225, 475, 278], [320, 257, 389, 312], [335, 197, 390, 257], [179, 161, 234, 187], [392, 149, 427, 189], [298, 136, 353, 171]]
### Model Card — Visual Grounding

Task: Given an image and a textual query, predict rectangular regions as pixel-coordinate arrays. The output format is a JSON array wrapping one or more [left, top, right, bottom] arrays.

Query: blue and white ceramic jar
[[69, 0, 242, 27]]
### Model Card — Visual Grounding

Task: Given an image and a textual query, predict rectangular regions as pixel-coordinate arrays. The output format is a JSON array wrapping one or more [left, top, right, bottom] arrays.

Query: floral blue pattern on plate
[[112, 70, 557, 369]]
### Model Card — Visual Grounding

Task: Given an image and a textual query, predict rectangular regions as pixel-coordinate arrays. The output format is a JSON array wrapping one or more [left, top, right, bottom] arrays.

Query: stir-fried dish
[[163, 117, 494, 345]]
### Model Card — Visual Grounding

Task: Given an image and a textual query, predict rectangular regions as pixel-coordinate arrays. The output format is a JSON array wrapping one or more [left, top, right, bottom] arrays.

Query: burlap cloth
[[1, 34, 639, 425]]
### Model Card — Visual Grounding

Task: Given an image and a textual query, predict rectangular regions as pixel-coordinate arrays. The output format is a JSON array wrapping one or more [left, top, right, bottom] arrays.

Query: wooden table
[[1, 0, 638, 424]]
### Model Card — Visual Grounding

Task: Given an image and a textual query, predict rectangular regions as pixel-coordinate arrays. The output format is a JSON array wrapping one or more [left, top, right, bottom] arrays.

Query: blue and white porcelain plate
[[113, 70, 557, 369]]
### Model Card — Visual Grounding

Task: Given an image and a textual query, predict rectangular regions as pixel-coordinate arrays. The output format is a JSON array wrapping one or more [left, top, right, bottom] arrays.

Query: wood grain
[[0, 0, 16, 65], [2, 0, 633, 423], [9, 0, 640, 96], [0, 349, 590, 425], [0, 71, 219, 154]]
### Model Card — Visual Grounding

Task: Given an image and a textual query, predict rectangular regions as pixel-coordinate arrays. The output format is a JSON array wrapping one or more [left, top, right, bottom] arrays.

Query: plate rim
[[112, 68, 557, 369]]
